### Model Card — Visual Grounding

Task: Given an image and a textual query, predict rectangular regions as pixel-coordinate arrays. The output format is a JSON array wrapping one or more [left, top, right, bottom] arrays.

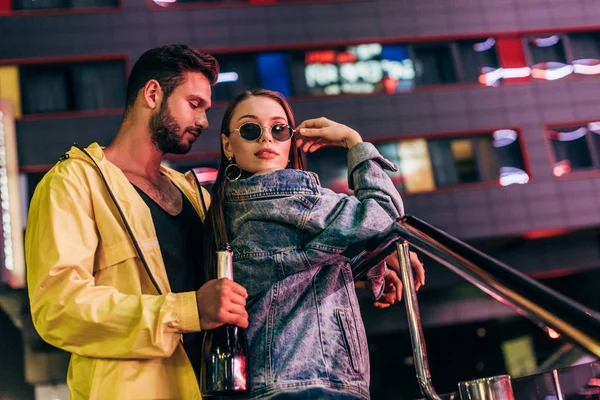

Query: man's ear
[[142, 79, 163, 109], [222, 134, 234, 158]]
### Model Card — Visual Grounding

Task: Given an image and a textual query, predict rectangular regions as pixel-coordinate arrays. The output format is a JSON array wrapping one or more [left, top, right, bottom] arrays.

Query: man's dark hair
[[125, 44, 220, 112]]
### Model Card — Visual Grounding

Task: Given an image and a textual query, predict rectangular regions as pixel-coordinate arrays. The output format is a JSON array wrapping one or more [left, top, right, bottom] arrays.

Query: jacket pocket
[[95, 239, 138, 272], [336, 308, 361, 374]]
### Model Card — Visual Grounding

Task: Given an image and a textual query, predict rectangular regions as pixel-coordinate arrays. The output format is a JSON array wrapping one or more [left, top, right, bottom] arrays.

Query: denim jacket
[[223, 143, 404, 399]]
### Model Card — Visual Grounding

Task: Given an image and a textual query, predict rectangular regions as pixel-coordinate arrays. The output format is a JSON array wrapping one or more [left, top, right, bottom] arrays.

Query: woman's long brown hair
[[202, 89, 305, 282]]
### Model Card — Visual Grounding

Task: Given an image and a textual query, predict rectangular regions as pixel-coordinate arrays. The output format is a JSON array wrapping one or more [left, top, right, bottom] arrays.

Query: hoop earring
[[224, 157, 242, 181]]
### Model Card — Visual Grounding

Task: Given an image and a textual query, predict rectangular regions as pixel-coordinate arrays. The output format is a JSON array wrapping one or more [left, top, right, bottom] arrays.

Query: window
[[12, 0, 117, 10], [306, 129, 529, 194], [547, 122, 600, 176], [456, 38, 500, 83], [567, 32, 600, 76], [213, 43, 418, 101], [151, 0, 354, 8], [527, 35, 573, 81], [16, 59, 126, 115], [411, 43, 457, 86], [568, 32, 600, 60], [527, 35, 567, 64], [211, 39, 498, 101]]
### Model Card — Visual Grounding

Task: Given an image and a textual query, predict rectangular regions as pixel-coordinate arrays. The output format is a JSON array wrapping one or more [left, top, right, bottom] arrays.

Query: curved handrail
[[350, 215, 600, 399], [353, 215, 600, 357]]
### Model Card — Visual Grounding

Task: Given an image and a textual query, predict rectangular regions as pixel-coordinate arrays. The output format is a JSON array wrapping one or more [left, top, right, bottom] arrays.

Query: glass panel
[[12, 0, 68, 10], [428, 139, 460, 187], [20, 66, 70, 114], [457, 38, 500, 83], [306, 131, 527, 193], [550, 127, 594, 171], [397, 139, 436, 193], [71, 61, 126, 111], [257, 53, 292, 97], [568, 32, 600, 60], [451, 139, 480, 184], [528, 35, 568, 64], [412, 44, 458, 86], [70, 0, 117, 6], [19, 60, 127, 114], [213, 54, 261, 102]]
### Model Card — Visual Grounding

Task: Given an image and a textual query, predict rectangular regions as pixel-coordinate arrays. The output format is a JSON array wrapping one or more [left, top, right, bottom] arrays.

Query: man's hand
[[196, 278, 249, 330]]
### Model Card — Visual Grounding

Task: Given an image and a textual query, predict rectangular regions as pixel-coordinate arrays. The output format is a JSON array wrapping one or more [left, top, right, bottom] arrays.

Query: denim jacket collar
[[225, 169, 322, 201]]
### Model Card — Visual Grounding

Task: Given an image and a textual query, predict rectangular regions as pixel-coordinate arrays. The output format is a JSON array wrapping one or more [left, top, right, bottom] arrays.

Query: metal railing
[[352, 215, 600, 399]]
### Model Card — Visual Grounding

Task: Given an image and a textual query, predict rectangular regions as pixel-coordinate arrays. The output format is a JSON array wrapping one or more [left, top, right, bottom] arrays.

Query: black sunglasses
[[230, 122, 295, 142]]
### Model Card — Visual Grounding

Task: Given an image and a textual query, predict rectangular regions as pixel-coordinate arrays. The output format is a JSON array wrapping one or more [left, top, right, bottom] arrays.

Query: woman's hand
[[295, 117, 363, 152], [385, 251, 426, 291], [371, 251, 426, 308], [373, 269, 403, 309]]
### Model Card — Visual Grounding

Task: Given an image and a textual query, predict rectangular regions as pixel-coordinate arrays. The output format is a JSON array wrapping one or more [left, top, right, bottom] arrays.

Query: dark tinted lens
[[271, 124, 292, 141], [239, 123, 262, 140]]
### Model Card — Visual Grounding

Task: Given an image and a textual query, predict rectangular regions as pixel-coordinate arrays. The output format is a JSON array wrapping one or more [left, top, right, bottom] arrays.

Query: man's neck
[[105, 119, 164, 182]]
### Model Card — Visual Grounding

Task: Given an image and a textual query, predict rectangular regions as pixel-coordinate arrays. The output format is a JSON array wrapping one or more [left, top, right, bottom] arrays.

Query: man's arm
[[26, 166, 247, 359]]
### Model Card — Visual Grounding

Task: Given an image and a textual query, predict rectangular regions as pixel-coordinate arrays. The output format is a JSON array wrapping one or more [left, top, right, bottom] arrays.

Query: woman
[[202, 89, 425, 399]]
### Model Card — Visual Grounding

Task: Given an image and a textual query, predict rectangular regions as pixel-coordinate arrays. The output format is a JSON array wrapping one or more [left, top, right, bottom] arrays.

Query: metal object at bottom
[[458, 375, 515, 400]]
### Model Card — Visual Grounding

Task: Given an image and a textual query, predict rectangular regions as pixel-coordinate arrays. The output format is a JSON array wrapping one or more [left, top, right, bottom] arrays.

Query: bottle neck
[[216, 249, 233, 280]]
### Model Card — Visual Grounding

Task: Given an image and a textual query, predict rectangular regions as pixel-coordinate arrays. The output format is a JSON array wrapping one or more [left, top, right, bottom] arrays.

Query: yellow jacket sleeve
[[26, 167, 201, 359]]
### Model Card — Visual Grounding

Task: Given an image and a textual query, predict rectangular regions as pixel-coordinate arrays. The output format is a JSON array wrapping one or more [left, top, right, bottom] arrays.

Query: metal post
[[397, 241, 442, 400]]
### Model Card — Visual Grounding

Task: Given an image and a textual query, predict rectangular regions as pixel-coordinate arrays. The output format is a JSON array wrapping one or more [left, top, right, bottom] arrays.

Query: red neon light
[[522, 228, 570, 240], [496, 37, 529, 83], [336, 52, 357, 64], [0, 0, 11, 14], [305, 51, 335, 64], [383, 76, 399, 94]]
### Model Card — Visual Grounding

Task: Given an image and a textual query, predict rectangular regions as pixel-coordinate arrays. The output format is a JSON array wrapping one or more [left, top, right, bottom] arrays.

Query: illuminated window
[[377, 139, 436, 192], [211, 38, 502, 100], [548, 123, 600, 176], [306, 129, 528, 194], [302, 44, 416, 96]]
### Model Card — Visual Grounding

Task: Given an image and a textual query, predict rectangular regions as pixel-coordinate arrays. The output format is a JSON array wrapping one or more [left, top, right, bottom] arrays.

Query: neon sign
[[304, 43, 415, 95]]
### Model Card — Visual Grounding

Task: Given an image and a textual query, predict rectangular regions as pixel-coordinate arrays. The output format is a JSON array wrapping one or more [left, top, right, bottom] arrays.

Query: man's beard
[[149, 100, 199, 155]]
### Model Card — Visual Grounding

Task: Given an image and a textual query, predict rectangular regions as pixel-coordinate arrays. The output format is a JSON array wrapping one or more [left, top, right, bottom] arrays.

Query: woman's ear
[[222, 134, 234, 158]]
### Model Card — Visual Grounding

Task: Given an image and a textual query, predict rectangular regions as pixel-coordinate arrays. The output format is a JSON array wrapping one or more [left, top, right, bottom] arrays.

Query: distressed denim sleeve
[[303, 142, 404, 278], [365, 261, 387, 300]]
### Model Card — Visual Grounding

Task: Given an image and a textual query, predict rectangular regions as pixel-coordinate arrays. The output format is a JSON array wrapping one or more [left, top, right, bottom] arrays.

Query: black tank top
[[133, 184, 204, 376]]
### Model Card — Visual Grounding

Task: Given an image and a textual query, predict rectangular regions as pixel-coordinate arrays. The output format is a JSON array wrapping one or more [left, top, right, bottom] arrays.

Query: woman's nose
[[259, 127, 274, 143]]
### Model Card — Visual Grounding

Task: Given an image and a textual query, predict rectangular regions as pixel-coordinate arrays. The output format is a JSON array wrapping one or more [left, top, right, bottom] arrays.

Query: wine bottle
[[201, 243, 248, 396]]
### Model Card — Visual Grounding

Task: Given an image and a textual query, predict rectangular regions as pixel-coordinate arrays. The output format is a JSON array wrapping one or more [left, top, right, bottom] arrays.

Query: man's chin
[[160, 142, 193, 155]]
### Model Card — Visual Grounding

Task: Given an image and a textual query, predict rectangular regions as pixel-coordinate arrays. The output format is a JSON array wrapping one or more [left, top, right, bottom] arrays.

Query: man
[[25, 44, 248, 400]]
